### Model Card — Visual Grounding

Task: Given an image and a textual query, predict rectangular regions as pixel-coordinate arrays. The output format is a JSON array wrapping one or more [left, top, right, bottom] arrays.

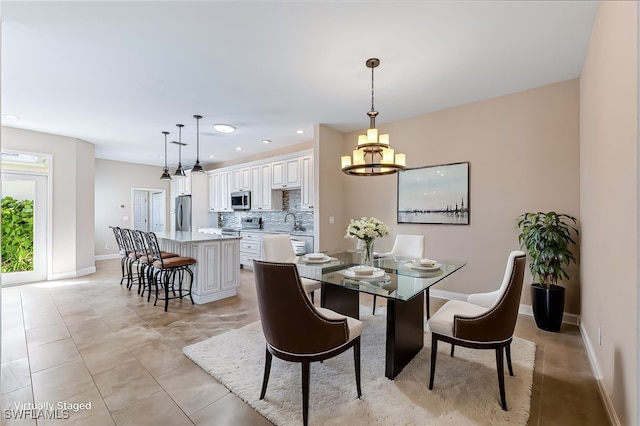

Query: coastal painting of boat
[[397, 162, 470, 225]]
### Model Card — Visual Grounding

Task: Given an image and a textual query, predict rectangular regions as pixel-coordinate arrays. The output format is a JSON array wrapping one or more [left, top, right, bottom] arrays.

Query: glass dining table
[[295, 251, 466, 379]]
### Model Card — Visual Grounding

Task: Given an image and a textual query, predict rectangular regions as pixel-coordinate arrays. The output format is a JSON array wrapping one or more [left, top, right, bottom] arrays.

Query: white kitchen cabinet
[[300, 155, 314, 210], [232, 167, 251, 192], [240, 231, 262, 268], [175, 170, 192, 195], [208, 170, 231, 212], [250, 163, 283, 211], [271, 157, 301, 189]]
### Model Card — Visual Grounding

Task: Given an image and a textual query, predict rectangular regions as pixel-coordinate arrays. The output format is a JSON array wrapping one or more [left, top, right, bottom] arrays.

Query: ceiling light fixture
[[212, 123, 236, 134], [191, 114, 205, 173], [160, 131, 172, 180], [296, 130, 304, 134], [262, 139, 271, 144], [173, 123, 186, 177], [2, 114, 19, 120], [341, 58, 406, 176]]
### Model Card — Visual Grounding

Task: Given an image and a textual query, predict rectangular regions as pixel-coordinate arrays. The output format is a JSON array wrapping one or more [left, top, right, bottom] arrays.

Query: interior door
[[133, 190, 148, 231], [1, 172, 48, 285], [151, 191, 165, 232]]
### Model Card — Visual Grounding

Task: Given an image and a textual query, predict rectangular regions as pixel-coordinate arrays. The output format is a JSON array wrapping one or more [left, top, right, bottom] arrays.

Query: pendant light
[[160, 131, 172, 180], [191, 114, 204, 173], [340, 58, 406, 176], [173, 123, 186, 177]]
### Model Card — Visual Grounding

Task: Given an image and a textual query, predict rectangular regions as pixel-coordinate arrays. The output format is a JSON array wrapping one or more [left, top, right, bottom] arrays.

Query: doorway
[[131, 188, 166, 232], [1, 158, 50, 285]]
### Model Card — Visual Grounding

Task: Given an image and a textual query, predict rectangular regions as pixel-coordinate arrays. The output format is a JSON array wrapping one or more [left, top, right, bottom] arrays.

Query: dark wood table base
[[320, 283, 424, 379]]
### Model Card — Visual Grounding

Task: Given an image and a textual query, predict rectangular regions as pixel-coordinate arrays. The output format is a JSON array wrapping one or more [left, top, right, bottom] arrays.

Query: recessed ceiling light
[[2, 114, 19, 120], [262, 139, 271, 144], [296, 129, 304, 134], [236, 147, 243, 151], [208, 155, 215, 158], [212, 123, 236, 134]]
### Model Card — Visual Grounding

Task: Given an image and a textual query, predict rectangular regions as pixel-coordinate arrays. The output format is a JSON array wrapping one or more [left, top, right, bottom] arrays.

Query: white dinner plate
[[342, 269, 387, 281], [302, 255, 333, 263], [407, 260, 441, 271]]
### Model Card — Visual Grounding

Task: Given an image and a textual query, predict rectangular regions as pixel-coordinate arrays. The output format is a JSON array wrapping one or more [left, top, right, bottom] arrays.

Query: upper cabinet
[[271, 157, 300, 189], [208, 170, 232, 212], [207, 150, 313, 212], [250, 163, 283, 211], [300, 155, 314, 210], [232, 167, 251, 192], [173, 169, 192, 196]]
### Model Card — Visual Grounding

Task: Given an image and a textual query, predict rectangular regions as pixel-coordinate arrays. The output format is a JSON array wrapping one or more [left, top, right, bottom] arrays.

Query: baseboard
[[579, 324, 621, 426], [95, 254, 121, 261], [50, 265, 97, 280], [430, 289, 580, 325]]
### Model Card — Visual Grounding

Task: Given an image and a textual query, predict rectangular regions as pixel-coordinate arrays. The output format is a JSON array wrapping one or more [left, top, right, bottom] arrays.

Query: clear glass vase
[[361, 239, 374, 266]]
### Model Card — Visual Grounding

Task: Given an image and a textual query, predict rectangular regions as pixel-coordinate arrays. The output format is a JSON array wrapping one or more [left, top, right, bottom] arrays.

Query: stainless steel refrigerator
[[175, 195, 192, 232]]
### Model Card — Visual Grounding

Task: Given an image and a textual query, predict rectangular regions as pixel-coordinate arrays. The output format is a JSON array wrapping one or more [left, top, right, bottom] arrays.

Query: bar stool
[[144, 231, 196, 311]]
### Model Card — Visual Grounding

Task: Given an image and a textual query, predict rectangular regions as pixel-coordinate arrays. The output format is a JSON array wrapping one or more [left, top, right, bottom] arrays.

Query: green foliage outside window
[[1, 196, 34, 273]]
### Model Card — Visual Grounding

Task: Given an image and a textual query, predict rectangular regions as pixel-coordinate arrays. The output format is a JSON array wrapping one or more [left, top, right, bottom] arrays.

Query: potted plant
[[516, 211, 579, 332]]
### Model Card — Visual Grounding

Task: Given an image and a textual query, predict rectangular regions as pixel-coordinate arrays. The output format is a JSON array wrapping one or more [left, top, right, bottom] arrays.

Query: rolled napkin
[[418, 258, 437, 266], [353, 266, 375, 276]]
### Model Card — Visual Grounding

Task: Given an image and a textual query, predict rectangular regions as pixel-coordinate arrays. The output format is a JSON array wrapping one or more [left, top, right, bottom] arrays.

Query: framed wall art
[[397, 161, 470, 225]]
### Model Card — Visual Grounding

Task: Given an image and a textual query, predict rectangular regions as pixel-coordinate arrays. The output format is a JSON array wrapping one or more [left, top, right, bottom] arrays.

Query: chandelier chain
[[371, 65, 375, 112]]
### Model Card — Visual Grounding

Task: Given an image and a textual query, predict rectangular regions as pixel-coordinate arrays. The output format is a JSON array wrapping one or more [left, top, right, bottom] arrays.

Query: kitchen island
[[154, 231, 241, 304]]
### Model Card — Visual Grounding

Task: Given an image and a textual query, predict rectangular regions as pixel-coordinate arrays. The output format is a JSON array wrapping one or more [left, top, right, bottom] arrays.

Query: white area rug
[[183, 307, 535, 425]]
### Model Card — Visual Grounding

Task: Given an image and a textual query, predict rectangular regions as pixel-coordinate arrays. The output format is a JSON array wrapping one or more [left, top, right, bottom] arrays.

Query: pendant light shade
[[191, 114, 204, 173], [174, 123, 186, 177], [160, 131, 172, 180], [340, 58, 406, 176]]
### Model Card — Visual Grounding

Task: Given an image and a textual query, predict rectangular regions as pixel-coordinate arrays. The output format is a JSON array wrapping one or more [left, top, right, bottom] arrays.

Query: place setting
[[299, 252, 336, 264], [399, 258, 445, 277]]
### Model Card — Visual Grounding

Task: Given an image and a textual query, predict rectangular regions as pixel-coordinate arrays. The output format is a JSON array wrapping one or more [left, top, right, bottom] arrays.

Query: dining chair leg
[[450, 344, 455, 357], [354, 337, 362, 398], [429, 334, 438, 390], [302, 360, 310, 426], [506, 343, 514, 376], [259, 347, 272, 400], [495, 346, 507, 411], [372, 295, 377, 315]]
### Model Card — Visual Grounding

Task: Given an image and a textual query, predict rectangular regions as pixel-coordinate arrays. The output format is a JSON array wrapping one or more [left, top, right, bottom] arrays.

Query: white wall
[[1, 126, 96, 278], [94, 158, 171, 257], [320, 79, 581, 312], [579, 1, 638, 424]]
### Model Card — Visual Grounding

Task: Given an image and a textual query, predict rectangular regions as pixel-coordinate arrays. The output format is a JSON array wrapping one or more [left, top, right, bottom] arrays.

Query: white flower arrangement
[[345, 217, 390, 242]]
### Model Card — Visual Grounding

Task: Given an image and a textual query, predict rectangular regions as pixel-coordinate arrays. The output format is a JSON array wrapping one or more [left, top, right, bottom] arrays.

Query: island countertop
[[154, 231, 242, 243]]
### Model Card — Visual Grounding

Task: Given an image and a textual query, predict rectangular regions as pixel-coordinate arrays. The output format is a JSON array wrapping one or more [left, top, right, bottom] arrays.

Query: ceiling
[[1, 1, 599, 169]]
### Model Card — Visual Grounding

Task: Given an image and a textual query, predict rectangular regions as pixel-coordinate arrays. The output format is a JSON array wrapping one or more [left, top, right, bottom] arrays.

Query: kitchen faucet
[[284, 212, 298, 231]]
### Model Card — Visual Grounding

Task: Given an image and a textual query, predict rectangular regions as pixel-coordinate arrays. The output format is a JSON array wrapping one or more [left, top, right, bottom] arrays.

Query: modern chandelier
[[341, 58, 406, 176], [191, 114, 205, 173], [160, 131, 172, 180], [173, 123, 186, 177]]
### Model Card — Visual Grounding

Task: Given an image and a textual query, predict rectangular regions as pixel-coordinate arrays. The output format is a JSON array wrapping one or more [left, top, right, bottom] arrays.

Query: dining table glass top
[[295, 250, 466, 302]]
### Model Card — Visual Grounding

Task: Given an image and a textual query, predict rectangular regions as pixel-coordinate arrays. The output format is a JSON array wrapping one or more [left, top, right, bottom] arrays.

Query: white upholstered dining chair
[[261, 234, 322, 303], [372, 234, 425, 314], [427, 250, 526, 411]]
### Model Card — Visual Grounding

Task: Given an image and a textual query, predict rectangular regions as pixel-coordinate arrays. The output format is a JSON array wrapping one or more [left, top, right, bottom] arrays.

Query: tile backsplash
[[215, 189, 314, 234]]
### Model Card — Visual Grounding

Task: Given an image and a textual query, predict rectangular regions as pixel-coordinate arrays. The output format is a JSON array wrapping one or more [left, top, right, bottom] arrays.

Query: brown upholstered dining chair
[[427, 250, 526, 411], [253, 260, 363, 426]]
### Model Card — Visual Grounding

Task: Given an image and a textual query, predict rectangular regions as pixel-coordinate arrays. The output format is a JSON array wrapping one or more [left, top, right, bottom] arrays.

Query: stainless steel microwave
[[231, 191, 251, 210]]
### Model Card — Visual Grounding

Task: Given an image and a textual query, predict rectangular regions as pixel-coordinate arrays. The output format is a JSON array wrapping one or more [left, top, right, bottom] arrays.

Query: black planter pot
[[531, 284, 565, 332]]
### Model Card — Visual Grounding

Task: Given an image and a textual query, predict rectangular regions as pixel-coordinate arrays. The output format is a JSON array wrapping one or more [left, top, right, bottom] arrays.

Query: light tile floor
[[1, 259, 610, 425]]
